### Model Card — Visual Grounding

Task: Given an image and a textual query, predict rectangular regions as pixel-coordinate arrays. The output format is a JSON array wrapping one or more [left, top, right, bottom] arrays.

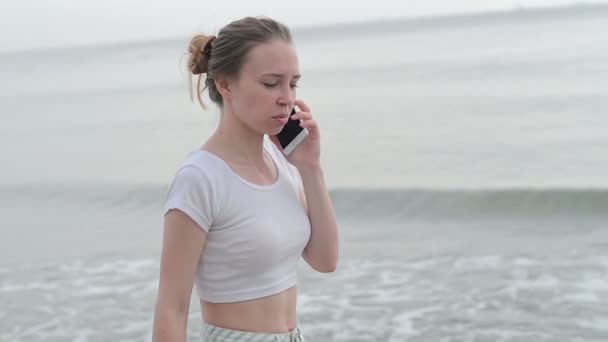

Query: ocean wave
[[3, 184, 608, 221], [330, 188, 608, 221]]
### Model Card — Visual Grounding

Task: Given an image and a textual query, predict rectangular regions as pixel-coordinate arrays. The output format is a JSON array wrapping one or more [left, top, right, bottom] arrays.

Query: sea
[[1, 4, 607, 342]]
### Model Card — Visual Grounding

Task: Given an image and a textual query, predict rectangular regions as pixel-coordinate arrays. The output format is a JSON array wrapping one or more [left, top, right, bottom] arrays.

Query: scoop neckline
[[191, 143, 282, 191]]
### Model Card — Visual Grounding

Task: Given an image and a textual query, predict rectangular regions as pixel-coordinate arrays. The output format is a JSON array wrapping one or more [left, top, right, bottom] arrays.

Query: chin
[[266, 126, 284, 136]]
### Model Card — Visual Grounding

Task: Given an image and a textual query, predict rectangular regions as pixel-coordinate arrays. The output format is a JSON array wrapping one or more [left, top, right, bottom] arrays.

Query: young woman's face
[[226, 40, 301, 136]]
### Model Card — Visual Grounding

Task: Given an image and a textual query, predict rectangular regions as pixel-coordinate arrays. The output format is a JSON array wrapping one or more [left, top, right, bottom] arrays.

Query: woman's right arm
[[152, 209, 208, 342]]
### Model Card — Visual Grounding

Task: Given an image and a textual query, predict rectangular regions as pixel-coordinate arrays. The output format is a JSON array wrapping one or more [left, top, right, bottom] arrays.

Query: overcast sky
[[1, 0, 606, 53]]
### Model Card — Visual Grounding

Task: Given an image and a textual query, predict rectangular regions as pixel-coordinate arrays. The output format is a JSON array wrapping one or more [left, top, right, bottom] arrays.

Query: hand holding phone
[[276, 107, 309, 155]]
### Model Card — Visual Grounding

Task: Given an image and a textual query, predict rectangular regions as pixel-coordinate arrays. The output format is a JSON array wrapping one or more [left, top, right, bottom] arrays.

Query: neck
[[210, 107, 266, 164]]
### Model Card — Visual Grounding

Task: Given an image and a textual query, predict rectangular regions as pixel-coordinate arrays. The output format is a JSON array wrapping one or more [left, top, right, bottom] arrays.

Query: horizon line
[[1, 2, 605, 57]]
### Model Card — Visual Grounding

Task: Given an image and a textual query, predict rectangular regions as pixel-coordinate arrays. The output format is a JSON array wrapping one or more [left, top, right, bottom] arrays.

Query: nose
[[277, 84, 295, 108]]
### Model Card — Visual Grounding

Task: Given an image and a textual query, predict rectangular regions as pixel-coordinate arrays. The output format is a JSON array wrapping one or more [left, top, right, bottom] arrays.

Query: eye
[[290, 83, 299, 88], [263, 83, 277, 88]]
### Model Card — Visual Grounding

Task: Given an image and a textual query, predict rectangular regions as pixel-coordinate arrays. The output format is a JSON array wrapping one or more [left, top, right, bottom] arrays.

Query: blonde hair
[[186, 16, 292, 109]]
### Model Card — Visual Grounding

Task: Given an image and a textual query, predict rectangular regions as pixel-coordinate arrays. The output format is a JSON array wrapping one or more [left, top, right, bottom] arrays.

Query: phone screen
[[276, 108, 304, 149]]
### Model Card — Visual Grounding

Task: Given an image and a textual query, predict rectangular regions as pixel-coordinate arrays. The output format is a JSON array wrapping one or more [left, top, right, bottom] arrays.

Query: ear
[[214, 76, 232, 100]]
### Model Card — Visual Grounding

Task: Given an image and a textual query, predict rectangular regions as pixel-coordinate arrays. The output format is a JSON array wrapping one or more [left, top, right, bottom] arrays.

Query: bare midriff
[[200, 286, 299, 334]]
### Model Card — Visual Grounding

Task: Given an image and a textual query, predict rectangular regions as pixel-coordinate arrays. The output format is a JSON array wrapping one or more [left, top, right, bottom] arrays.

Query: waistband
[[201, 320, 305, 342]]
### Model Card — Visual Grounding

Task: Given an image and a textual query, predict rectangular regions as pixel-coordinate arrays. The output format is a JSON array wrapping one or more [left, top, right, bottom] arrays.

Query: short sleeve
[[163, 165, 218, 233]]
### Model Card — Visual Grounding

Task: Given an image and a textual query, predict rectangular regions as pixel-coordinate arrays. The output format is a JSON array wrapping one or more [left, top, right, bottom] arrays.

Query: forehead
[[241, 40, 300, 77]]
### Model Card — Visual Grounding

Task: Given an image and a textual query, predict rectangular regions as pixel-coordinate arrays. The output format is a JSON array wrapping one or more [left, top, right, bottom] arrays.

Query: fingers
[[291, 100, 312, 121], [292, 99, 318, 133], [291, 111, 312, 121], [299, 118, 317, 130], [294, 99, 310, 113]]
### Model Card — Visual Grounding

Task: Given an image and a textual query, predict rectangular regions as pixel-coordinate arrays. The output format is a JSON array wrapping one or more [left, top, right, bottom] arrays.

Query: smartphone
[[276, 107, 309, 155]]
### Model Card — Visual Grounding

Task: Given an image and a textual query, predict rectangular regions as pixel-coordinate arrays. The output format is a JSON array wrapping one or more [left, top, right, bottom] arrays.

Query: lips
[[272, 114, 289, 125]]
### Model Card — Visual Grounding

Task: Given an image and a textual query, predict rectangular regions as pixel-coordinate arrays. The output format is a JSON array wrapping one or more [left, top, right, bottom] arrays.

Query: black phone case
[[276, 107, 303, 149]]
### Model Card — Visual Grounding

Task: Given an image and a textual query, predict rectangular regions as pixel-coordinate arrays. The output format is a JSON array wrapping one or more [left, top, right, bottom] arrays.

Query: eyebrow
[[260, 73, 301, 79]]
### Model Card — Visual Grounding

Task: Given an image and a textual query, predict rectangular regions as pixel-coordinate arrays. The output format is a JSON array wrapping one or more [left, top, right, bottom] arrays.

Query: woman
[[152, 16, 339, 342]]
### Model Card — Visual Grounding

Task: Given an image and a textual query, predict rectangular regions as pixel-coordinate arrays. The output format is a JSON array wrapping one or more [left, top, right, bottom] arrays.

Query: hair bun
[[187, 35, 216, 75]]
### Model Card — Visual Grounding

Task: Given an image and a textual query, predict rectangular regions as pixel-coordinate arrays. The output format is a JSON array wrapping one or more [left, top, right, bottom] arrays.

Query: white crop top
[[163, 135, 311, 303]]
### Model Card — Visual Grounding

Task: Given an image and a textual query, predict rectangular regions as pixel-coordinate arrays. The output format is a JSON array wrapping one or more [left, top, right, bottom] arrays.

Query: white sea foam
[[1, 253, 608, 341]]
